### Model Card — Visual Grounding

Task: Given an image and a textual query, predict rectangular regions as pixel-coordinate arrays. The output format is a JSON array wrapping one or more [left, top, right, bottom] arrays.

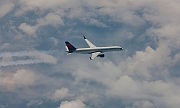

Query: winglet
[[83, 35, 86, 39]]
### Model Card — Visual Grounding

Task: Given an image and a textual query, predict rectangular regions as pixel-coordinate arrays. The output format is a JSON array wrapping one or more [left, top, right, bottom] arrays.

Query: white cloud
[[46, 0, 180, 107], [88, 19, 107, 27], [18, 23, 38, 36], [17, 0, 146, 27], [0, 50, 57, 67], [61, 42, 180, 107], [15, 0, 180, 28], [37, 13, 64, 27], [117, 11, 145, 26], [51, 88, 69, 101], [0, 69, 37, 91], [111, 75, 139, 96], [18, 13, 64, 35], [1, 53, 13, 62], [1, 0, 180, 107], [0, 2, 14, 18], [12, 69, 36, 86], [34, 53, 57, 64], [18, 0, 77, 11], [0, 70, 14, 91], [58, 99, 87, 108]]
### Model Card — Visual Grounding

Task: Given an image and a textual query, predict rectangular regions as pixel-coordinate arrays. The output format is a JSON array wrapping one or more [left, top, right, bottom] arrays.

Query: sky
[[0, 0, 180, 108]]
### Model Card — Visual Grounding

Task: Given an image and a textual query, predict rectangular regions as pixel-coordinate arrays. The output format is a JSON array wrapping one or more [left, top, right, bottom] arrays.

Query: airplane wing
[[83, 36, 96, 48], [90, 52, 101, 60]]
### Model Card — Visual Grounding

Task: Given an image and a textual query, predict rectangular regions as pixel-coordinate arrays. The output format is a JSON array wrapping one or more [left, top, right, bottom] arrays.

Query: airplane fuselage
[[66, 46, 123, 54]]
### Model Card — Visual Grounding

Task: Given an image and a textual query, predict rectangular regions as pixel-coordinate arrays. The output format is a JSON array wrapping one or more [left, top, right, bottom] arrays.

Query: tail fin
[[65, 41, 76, 53]]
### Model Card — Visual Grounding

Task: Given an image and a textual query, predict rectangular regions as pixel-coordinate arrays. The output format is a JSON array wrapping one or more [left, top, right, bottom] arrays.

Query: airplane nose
[[121, 47, 123, 50]]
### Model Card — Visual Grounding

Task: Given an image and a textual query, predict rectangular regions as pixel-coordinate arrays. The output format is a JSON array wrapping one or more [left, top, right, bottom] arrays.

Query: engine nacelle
[[97, 54, 105, 58]]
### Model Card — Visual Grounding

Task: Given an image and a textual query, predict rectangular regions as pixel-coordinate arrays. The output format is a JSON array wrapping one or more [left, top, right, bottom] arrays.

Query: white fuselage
[[67, 46, 123, 54]]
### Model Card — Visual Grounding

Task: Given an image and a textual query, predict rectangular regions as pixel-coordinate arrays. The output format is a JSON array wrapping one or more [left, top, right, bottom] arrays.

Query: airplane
[[65, 36, 123, 60]]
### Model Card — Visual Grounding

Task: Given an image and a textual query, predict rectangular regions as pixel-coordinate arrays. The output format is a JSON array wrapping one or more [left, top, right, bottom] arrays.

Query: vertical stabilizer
[[65, 41, 76, 53]]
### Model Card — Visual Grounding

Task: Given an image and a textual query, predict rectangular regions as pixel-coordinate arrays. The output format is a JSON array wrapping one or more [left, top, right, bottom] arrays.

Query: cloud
[[110, 75, 138, 96], [60, 43, 180, 107], [12, 69, 36, 86], [126, 100, 155, 108], [0, 70, 14, 91], [0, 50, 57, 67], [0, 59, 50, 67], [58, 99, 87, 108], [18, 13, 64, 35], [85, 18, 107, 27], [17, 0, 146, 27], [50, 37, 59, 45], [0, 2, 14, 18], [18, 0, 77, 11], [0, 43, 10, 50], [18, 23, 38, 36], [1, 53, 13, 62], [1, 0, 180, 108], [27, 100, 43, 107], [37, 13, 64, 27], [34, 52, 57, 64], [0, 50, 58, 58], [51, 88, 69, 101], [15, 0, 180, 29], [0, 69, 37, 91]]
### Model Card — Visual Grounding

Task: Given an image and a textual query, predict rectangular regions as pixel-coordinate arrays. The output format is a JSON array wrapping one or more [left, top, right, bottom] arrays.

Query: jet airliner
[[65, 36, 123, 60]]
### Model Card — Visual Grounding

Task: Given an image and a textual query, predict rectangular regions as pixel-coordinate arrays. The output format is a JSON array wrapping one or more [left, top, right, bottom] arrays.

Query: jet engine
[[97, 54, 105, 58]]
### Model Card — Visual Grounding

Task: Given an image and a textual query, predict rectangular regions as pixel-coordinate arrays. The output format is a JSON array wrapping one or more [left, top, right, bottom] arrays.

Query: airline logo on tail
[[65, 41, 76, 53]]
